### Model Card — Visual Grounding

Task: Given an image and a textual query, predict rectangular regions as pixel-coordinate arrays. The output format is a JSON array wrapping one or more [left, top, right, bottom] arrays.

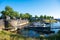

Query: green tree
[[44, 15, 47, 19], [25, 13, 31, 19], [5, 6, 13, 11], [10, 11, 20, 19], [20, 13, 32, 22], [35, 15, 38, 18], [51, 16, 54, 19], [20, 13, 23, 18], [46, 16, 50, 19], [22, 13, 32, 19], [1, 6, 20, 19], [1, 6, 12, 18], [40, 15, 44, 19], [0, 6, 20, 28]]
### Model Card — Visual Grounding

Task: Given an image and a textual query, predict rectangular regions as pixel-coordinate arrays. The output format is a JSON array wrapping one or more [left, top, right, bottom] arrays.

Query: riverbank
[[0, 30, 41, 40], [0, 26, 60, 40], [0, 30, 25, 40]]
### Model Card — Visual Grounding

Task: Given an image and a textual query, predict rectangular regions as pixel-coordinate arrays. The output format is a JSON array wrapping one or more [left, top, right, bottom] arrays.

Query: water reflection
[[51, 29, 60, 34], [51, 22, 60, 34], [21, 22, 60, 37], [21, 30, 40, 37]]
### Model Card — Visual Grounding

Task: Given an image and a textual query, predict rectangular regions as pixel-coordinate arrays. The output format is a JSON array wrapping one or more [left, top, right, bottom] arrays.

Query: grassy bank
[[1, 30, 60, 40], [0, 30, 40, 40], [0, 30, 25, 40]]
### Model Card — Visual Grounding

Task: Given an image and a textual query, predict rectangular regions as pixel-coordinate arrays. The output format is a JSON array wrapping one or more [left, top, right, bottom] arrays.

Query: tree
[[44, 15, 47, 19], [1, 6, 13, 18], [0, 6, 20, 28], [40, 15, 44, 19], [35, 15, 38, 18], [1, 6, 20, 19], [22, 13, 32, 19], [46, 16, 50, 19], [5, 6, 13, 12], [20, 13, 23, 18], [10, 11, 20, 19], [51, 16, 54, 19], [20, 13, 32, 22]]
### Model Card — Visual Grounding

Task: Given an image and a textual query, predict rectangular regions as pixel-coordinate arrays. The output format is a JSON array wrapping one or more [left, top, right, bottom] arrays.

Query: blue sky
[[0, 0, 60, 18]]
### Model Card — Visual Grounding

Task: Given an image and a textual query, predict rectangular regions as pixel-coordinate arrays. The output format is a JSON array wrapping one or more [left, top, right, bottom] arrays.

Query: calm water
[[21, 30, 40, 37], [51, 22, 60, 34], [21, 22, 60, 37]]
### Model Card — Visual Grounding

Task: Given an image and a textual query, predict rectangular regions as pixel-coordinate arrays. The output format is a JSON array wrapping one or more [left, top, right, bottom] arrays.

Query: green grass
[[0, 30, 25, 40], [0, 30, 39, 40]]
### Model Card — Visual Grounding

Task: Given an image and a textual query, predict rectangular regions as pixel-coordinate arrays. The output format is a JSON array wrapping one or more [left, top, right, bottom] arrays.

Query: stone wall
[[9, 19, 29, 27], [9, 19, 18, 27], [17, 19, 29, 29], [9, 19, 29, 30], [0, 19, 5, 30], [0, 19, 29, 30]]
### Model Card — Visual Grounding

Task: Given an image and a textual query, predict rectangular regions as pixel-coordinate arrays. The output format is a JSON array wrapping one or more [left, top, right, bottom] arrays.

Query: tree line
[[0, 6, 54, 21]]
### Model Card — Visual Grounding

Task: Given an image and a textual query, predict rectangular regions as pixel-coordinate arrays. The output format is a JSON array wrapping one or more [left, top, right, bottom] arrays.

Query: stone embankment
[[0, 19, 29, 31]]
